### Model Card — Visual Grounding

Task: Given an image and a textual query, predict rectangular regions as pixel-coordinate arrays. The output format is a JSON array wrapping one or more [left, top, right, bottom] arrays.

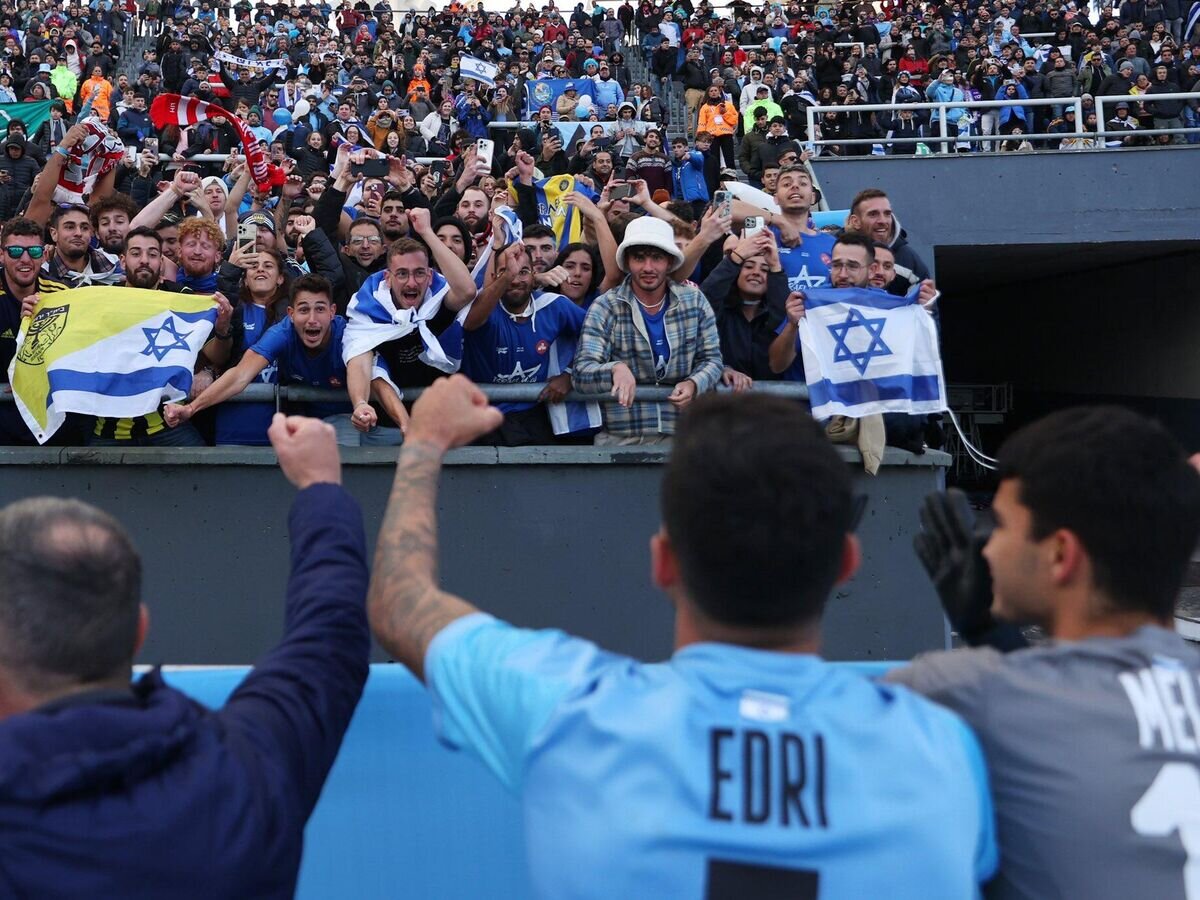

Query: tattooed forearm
[[367, 439, 478, 680]]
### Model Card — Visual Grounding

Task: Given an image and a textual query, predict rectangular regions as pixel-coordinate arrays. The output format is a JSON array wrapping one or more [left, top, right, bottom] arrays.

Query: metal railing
[[805, 91, 1200, 153], [223, 381, 809, 406], [0, 381, 809, 407]]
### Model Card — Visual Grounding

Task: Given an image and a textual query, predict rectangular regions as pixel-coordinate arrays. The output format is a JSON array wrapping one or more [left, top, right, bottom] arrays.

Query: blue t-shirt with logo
[[640, 299, 670, 380], [774, 228, 836, 293], [250, 315, 352, 419], [216, 303, 276, 446], [461, 293, 585, 413], [426, 614, 998, 899]]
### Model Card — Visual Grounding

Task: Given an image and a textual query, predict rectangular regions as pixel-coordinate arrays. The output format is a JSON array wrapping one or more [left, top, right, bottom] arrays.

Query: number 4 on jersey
[[1131, 762, 1200, 899]]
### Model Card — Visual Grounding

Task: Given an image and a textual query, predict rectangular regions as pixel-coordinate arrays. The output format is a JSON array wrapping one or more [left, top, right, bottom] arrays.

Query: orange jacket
[[697, 99, 738, 137], [80, 76, 112, 121]]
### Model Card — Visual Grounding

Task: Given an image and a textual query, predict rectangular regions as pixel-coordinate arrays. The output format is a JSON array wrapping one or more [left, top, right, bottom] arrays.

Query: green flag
[[0, 100, 53, 140]]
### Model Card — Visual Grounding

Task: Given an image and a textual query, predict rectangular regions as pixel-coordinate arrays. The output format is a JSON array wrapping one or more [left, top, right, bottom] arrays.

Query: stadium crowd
[[0, 0, 1192, 450], [0, 4, 1198, 898]]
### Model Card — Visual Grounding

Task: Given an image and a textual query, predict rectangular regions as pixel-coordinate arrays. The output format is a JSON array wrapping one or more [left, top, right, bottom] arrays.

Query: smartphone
[[236, 221, 257, 252], [144, 137, 158, 156], [594, 136, 611, 149], [125, 146, 137, 165], [610, 183, 633, 201], [743, 216, 765, 239], [430, 160, 448, 176], [714, 190, 732, 219], [351, 158, 390, 178], [475, 138, 494, 167]]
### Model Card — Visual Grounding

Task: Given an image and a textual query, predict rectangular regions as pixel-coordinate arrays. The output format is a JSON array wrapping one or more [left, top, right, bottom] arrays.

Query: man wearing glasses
[[0, 218, 68, 444]]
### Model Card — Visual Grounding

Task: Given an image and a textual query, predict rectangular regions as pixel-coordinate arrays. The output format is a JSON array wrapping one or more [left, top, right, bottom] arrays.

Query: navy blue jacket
[[0, 484, 369, 899]]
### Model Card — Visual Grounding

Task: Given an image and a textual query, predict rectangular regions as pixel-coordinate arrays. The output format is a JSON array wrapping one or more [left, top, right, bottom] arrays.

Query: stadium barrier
[[163, 660, 898, 900], [0, 381, 810, 408], [805, 91, 1200, 151]]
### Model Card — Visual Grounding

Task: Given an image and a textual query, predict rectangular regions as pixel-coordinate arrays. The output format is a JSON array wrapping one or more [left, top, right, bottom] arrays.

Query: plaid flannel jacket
[[572, 276, 724, 437]]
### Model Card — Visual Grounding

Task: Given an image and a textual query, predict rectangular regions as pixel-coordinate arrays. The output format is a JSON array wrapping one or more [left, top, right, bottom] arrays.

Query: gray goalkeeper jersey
[[888, 626, 1200, 900]]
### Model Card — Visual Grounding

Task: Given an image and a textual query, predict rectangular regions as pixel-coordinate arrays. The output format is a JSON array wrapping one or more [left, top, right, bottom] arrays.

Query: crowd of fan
[[0, 0, 1189, 447]]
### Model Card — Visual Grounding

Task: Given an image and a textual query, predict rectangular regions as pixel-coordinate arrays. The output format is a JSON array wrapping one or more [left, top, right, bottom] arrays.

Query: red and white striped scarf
[[150, 94, 274, 194], [54, 118, 126, 204]]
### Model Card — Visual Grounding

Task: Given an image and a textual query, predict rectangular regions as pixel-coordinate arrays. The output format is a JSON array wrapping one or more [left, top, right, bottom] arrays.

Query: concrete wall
[[810, 147, 1200, 269], [0, 445, 950, 664]]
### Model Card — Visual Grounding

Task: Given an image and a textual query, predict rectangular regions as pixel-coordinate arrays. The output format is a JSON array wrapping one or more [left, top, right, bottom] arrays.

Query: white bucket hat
[[616, 217, 685, 274]]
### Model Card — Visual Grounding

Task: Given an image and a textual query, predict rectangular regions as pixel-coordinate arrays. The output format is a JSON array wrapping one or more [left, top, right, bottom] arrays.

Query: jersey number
[[1131, 762, 1200, 899], [705, 858, 818, 900]]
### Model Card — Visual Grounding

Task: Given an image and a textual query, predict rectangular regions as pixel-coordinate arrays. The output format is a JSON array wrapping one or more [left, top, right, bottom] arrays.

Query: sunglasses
[[5, 245, 45, 259]]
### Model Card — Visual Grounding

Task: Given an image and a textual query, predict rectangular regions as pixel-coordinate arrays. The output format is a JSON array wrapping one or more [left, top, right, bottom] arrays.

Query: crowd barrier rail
[[162, 660, 898, 899], [0, 381, 810, 407], [805, 91, 1200, 151]]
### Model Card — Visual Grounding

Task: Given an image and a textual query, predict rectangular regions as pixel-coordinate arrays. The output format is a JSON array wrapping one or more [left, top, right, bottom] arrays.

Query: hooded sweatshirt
[[0, 486, 369, 899]]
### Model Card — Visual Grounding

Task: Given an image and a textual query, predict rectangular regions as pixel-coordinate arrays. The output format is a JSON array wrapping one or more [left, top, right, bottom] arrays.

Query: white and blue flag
[[9, 286, 218, 444], [342, 269, 460, 388], [798, 286, 945, 419], [459, 54, 500, 87]]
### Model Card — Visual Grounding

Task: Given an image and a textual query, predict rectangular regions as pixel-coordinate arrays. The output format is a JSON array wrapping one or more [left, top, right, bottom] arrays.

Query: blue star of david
[[827, 308, 891, 376], [141, 316, 193, 361]]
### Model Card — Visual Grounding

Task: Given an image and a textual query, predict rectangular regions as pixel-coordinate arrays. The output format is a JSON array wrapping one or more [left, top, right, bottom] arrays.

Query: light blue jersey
[[427, 614, 998, 900]]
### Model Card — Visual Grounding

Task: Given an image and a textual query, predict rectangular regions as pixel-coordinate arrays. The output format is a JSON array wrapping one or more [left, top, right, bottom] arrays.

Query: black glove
[[914, 488, 1020, 647]]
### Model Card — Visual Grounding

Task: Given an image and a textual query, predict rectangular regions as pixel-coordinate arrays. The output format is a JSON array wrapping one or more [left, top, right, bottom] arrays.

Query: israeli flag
[[798, 286, 946, 419], [459, 54, 500, 88], [9, 287, 217, 444], [342, 269, 458, 375]]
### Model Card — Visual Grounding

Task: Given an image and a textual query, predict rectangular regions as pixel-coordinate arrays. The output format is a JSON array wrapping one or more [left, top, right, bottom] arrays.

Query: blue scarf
[[177, 269, 218, 293]]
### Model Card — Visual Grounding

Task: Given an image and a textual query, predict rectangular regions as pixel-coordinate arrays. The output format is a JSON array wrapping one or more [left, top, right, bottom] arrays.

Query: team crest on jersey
[[820, 253, 832, 265], [328, 376, 343, 387], [558, 178, 571, 191], [535, 339, 549, 355], [16, 304, 68, 366]]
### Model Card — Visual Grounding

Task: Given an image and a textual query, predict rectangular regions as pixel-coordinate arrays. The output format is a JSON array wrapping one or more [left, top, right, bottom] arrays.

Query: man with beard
[[89, 225, 232, 446], [91, 195, 140, 258], [450, 187, 491, 258], [460, 242, 586, 446], [573, 217, 723, 445], [0, 218, 68, 444], [522, 224, 559, 276], [44, 204, 122, 286], [377, 191, 409, 243], [120, 226, 186, 292], [164, 275, 351, 434], [344, 210, 478, 441], [338, 218, 387, 303]]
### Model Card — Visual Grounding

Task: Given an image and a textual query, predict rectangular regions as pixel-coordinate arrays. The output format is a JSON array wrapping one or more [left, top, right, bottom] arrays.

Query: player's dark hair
[[1, 217, 42, 243], [997, 406, 1200, 620], [833, 231, 875, 262], [123, 226, 162, 250], [290, 273, 333, 303], [0, 498, 141, 693], [90, 193, 140, 228], [522, 223, 556, 242], [662, 394, 854, 629]]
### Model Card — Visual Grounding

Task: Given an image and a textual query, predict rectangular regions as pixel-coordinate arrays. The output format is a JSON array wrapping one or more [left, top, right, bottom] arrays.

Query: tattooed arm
[[367, 375, 504, 680]]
